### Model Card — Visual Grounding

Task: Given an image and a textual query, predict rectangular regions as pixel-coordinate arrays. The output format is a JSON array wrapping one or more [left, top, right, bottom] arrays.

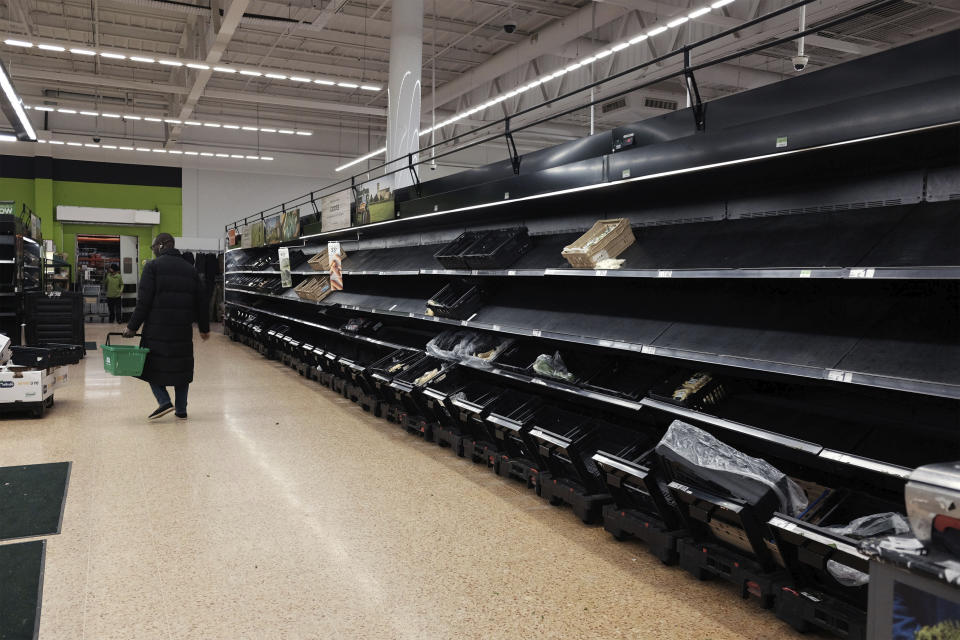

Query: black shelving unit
[[221, 32, 960, 640]]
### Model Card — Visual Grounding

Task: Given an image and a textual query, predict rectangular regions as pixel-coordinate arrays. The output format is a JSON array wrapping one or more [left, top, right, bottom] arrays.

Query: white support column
[[386, 0, 423, 190]]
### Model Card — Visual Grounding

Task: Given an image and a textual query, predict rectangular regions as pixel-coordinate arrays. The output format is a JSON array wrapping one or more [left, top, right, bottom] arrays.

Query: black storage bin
[[485, 389, 543, 484], [10, 345, 77, 368], [461, 227, 532, 270], [341, 317, 383, 336], [287, 249, 308, 270], [24, 292, 85, 349], [422, 366, 470, 429], [426, 281, 484, 320], [390, 355, 450, 437], [448, 380, 505, 462], [581, 358, 672, 401], [648, 370, 727, 409], [366, 349, 423, 403], [496, 341, 608, 385], [434, 231, 483, 269]]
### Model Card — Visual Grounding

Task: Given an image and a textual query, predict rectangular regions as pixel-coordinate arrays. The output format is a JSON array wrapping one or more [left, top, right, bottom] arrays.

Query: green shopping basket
[[102, 332, 149, 376]]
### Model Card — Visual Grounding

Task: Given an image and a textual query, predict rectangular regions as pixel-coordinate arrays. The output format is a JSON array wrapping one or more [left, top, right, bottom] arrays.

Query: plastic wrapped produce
[[655, 420, 808, 516], [426, 330, 512, 369], [824, 512, 911, 539], [826, 560, 870, 587], [532, 351, 576, 383]]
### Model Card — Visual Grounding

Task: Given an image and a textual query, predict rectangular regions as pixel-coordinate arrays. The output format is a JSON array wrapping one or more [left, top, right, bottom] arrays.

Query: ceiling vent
[[601, 97, 627, 114], [644, 97, 679, 111]]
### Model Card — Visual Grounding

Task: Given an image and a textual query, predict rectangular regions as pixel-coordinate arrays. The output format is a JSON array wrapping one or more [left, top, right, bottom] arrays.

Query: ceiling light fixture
[[100, 52, 126, 59], [4, 39, 32, 48], [69, 48, 96, 56], [37, 44, 65, 52]]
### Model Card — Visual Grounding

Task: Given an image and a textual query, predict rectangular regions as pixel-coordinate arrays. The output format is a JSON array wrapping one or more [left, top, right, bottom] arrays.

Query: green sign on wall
[[0, 202, 14, 215]]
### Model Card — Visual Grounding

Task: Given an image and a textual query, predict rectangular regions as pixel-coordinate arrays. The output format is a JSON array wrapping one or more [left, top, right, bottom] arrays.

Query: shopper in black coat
[[124, 233, 210, 420]]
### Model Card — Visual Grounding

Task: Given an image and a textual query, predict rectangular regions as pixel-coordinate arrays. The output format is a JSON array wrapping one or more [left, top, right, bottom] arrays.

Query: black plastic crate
[[526, 406, 609, 494], [341, 317, 383, 336], [390, 355, 450, 428], [422, 366, 470, 426], [593, 444, 683, 531], [288, 249, 308, 270], [365, 349, 423, 400], [485, 389, 543, 460], [10, 346, 63, 368], [581, 358, 672, 400], [648, 370, 727, 409], [426, 281, 484, 320], [461, 227, 532, 270], [495, 341, 608, 385], [434, 231, 483, 270]]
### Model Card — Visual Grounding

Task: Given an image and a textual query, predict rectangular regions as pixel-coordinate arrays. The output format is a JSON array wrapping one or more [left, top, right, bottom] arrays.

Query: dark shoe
[[175, 413, 187, 420], [148, 403, 174, 420]]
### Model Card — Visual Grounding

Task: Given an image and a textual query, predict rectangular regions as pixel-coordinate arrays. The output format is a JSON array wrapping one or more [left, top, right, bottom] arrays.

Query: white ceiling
[[0, 0, 958, 176]]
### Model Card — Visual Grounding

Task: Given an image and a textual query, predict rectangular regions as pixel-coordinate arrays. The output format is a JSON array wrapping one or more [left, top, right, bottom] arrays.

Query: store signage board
[[278, 247, 292, 288], [281, 208, 300, 242], [239, 225, 251, 249], [264, 215, 282, 245], [355, 180, 395, 225], [328, 241, 343, 291], [228, 229, 237, 247], [0, 203, 13, 215], [320, 190, 351, 232]]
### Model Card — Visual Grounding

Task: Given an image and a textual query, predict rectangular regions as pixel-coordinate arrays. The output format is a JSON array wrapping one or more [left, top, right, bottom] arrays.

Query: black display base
[[434, 424, 466, 456], [462, 439, 499, 470], [775, 586, 866, 640], [601, 504, 685, 565], [384, 404, 404, 424], [331, 376, 347, 395], [677, 538, 787, 609], [402, 414, 435, 441], [357, 391, 377, 413], [295, 360, 310, 377], [496, 455, 540, 489], [538, 474, 611, 524]]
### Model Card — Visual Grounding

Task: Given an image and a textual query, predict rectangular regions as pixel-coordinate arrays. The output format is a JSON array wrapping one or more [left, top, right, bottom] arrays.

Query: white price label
[[472, 270, 479, 276], [433, 205, 438, 212], [622, 169, 631, 179], [827, 369, 853, 383], [408, 312, 415, 318], [504, 192, 510, 200], [799, 270, 812, 278], [507, 270, 516, 276], [658, 270, 673, 278], [492, 325, 501, 332], [461, 320, 469, 326], [595, 270, 608, 276], [641, 345, 657, 355], [849, 268, 875, 279], [531, 378, 546, 386], [532, 330, 542, 337]]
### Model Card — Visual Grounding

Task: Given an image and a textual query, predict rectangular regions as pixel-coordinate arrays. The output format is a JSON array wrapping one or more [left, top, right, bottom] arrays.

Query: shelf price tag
[[492, 325, 501, 332], [595, 270, 608, 277], [641, 346, 657, 355], [827, 369, 854, 383], [658, 270, 673, 278], [799, 270, 812, 278], [849, 268, 875, 279], [532, 329, 542, 337], [507, 270, 517, 276]]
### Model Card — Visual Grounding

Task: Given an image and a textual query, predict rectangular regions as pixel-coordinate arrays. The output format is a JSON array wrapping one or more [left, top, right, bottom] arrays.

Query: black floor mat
[[0, 540, 45, 640], [0, 463, 71, 541]]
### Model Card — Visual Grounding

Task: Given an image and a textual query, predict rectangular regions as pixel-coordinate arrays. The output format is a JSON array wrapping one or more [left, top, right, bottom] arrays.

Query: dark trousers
[[150, 383, 188, 415], [107, 297, 123, 323]]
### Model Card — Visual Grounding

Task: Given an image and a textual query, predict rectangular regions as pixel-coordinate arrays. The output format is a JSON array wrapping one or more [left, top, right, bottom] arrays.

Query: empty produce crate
[[426, 281, 485, 320], [433, 231, 483, 270], [461, 227, 532, 270], [485, 389, 544, 486]]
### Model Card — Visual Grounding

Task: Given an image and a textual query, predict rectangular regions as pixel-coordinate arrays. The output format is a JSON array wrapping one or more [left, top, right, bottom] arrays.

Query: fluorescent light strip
[[29, 103, 312, 135], [39, 134, 278, 161], [335, 0, 732, 169], [0, 134, 17, 142], [4, 37, 381, 90]]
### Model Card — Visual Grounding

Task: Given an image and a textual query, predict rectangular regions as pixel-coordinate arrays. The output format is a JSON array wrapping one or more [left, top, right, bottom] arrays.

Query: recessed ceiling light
[[5, 39, 33, 48], [360, 85, 381, 91], [57, 108, 76, 114], [241, 126, 258, 131], [278, 129, 294, 134], [187, 63, 210, 70], [145, 117, 163, 122], [48, 140, 64, 145], [223, 124, 240, 129], [215, 153, 228, 157], [130, 56, 155, 63], [260, 128, 276, 133], [203, 122, 221, 128], [200, 152, 214, 156], [184, 121, 202, 126], [290, 76, 311, 83], [337, 82, 358, 88], [239, 70, 262, 76], [295, 131, 312, 136], [69, 48, 96, 56], [80, 111, 99, 116], [102, 144, 117, 149], [100, 52, 126, 59], [102, 113, 120, 118], [124, 115, 141, 120], [230, 154, 243, 158], [164, 118, 182, 124], [0, 134, 19, 141], [159, 60, 183, 67], [185, 151, 198, 155], [119, 146, 134, 150], [169, 150, 183, 154], [66, 141, 82, 146], [314, 79, 335, 86], [136, 147, 151, 151], [265, 73, 286, 80], [152, 148, 167, 153], [84, 143, 100, 148], [34, 106, 54, 111], [38, 44, 65, 52], [261, 156, 274, 161], [213, 66, 236, 73], [245, 155, 259, 159]]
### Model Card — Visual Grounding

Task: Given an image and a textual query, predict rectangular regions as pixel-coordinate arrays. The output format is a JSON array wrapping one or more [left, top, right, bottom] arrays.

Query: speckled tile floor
[[0, 324, 828, 640]]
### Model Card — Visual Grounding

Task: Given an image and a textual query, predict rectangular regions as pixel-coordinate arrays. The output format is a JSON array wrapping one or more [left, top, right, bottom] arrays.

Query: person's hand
[[200, 332, 210, 342], [122, 328, 136, 338]]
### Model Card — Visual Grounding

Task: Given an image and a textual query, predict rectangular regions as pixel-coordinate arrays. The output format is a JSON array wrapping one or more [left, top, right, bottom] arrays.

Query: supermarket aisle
[[0, 325, 821, 640]]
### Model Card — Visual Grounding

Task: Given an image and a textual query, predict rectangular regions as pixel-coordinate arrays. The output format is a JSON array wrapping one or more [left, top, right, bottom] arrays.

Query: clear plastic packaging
[[826, 560, 870, 587], [655, 420, 808, 516], [532, 351, 575, 383], [426, 330, 512, 369], [824, 512, 911, 539]]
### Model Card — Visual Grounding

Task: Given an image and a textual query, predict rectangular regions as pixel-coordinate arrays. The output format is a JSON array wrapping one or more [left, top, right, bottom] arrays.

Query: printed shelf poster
[[264, 215, 282, 245], [278, 247, 292, 288], [328, 241, 343, 291], [239, 224, 251, 249], [355, 181, 395, 226], [281, 208, 300, 242], [320, 190, 351, 232], [228, 228, 237, 247], [249, 221, 265, 247]]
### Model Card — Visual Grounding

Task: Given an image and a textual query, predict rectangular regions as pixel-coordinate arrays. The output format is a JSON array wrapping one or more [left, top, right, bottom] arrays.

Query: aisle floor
[[0, 324, 826, 640]]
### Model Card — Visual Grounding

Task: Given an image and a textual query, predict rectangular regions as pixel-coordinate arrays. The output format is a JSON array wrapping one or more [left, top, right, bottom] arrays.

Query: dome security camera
[[503, 21, 517, 34], [93, 136, 101, 143], [792, 55, 808, 71]]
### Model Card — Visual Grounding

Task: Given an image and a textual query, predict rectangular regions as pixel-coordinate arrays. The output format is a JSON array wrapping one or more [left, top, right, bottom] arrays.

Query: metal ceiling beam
[[432, 2, 629, 109], [169, 0, 251, 143], [202, 88, 386, 117], [11, 66, 189, 95]]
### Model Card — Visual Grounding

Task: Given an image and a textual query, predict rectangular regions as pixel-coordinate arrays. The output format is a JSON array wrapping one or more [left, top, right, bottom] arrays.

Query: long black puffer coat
[[127, 248, 211, 386]]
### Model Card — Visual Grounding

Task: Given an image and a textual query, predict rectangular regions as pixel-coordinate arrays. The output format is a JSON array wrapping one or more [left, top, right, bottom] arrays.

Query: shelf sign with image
[[278, 247, 292, 288], [264, 215, 282, 245], [228, 228, 237, 247], [355, 180, 395, 226], [328, 241, 343, 291], [281, 208, 300, 242], [239, 224, 252, 249], [320, 189, 351, 232], [249, 221, 265, 247]]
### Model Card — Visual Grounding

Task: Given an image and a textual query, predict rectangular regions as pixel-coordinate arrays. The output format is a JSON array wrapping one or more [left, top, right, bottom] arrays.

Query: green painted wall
[[0, 176, 181, 277]]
